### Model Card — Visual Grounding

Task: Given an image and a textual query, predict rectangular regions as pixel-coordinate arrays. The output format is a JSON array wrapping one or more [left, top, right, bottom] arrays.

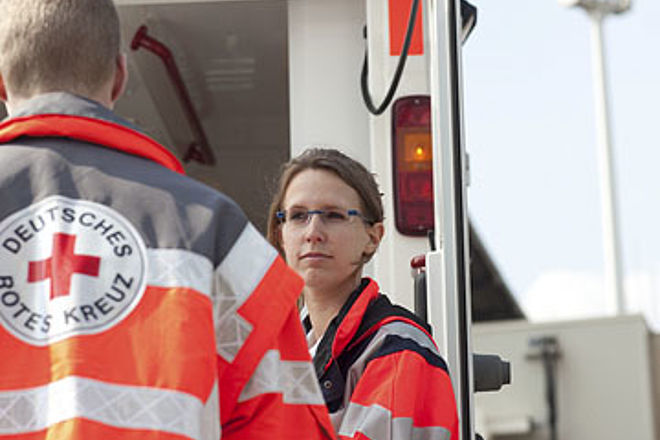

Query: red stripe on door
[[389, 0, 424, 56]]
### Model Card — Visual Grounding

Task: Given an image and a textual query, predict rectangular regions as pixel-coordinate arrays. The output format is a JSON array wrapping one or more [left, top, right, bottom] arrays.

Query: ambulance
[[3, 0, 652, 438]]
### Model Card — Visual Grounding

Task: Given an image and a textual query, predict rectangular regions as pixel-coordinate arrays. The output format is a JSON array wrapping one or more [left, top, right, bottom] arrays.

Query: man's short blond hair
[[0, 0, 121, 99]]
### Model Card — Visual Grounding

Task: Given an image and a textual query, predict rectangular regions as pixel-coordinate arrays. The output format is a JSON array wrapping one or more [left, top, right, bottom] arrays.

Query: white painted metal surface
[[287, 0, 370, 166], [473, 315, 656, 440], [426, 0, 475, 438], [364, 0, 431, 311]]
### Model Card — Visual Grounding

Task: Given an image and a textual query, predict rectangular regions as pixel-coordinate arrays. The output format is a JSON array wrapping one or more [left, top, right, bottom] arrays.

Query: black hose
[[361, 0, 420, 115]]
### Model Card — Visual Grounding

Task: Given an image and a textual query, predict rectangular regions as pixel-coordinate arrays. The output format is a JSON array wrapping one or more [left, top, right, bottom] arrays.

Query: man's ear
[[0, 74, 8, 102], [110, 53, 128, 104]]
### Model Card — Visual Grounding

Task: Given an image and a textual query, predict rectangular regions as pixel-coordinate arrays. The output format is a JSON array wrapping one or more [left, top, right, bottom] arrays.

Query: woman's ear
[[364, 222, 384, 256]]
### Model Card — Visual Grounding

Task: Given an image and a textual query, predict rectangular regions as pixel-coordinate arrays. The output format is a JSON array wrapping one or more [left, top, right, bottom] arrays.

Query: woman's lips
[[300, 252, 331, 260]]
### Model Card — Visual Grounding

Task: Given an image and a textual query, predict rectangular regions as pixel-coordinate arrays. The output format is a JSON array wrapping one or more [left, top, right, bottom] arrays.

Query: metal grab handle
[[131, 25, 215, 165]]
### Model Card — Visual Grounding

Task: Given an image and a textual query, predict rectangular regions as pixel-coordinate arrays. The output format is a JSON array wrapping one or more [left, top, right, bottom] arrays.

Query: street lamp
[[559, 0, 630, 13], [559, 0, 631, 315]]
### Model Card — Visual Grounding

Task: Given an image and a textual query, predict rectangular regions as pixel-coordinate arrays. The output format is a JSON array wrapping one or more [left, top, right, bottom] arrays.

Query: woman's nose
[[304, 214, 326, 242]]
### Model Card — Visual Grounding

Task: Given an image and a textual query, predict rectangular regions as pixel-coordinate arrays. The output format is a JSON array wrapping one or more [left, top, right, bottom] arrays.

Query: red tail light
[[392, 95, 433, 236]]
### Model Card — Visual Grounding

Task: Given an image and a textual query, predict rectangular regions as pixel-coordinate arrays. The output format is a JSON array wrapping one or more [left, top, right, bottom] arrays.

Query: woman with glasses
[[267, 148, 458, 440]]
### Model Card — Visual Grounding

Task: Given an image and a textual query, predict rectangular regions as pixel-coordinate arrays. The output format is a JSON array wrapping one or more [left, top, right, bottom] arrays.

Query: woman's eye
[[325, 210, 347, 222], [288, 210, 308, 222]]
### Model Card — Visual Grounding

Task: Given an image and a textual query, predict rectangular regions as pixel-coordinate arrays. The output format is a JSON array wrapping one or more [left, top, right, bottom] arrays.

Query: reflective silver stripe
[[0, 376, 205, 439], [200, 381, 221, 440], [338, 402, 451, 440], [215, 223, 277, 301], [147, 248, 213, 296], [378, 321, 438, 353], [214, 224, 277, 362], [238, 350, 325, 405]]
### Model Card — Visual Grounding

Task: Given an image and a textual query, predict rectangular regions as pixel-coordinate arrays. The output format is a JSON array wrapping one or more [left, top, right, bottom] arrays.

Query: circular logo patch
[[0, 196, 147, 346]]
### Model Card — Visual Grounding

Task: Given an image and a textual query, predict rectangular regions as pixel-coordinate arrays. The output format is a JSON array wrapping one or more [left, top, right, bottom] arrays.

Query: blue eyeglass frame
[[276, 209, 370, 224]]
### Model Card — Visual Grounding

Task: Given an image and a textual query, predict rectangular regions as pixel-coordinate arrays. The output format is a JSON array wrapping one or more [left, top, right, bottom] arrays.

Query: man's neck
[[5, 89, 113, 117]]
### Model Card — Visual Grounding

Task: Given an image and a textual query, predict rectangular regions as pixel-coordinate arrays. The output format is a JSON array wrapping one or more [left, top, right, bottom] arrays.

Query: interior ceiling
[[116, 0, 289, 147]]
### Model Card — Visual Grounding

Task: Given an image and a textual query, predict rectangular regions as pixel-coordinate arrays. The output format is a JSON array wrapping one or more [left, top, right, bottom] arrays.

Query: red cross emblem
[[27, 233, 101, 300]]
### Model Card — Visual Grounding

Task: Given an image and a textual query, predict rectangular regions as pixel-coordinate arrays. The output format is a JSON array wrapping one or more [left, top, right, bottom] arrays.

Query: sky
[[462, 0, 660, 328]]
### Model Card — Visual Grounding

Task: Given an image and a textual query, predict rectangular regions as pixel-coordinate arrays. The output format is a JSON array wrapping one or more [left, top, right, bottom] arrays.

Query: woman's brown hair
[[267, 148, 384, 259]]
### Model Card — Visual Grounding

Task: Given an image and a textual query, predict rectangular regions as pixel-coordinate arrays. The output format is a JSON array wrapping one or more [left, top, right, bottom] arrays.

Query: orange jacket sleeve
[[216, 255, 335, 440], [336, 335, 458, 440]]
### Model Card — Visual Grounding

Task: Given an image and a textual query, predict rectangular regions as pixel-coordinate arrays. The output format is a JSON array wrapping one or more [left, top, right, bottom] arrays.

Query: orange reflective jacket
[[0, 92, 334, 440]]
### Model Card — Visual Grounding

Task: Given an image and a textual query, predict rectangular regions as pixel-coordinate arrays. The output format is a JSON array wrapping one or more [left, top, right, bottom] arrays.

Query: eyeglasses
[[276, 208, 371, 227]]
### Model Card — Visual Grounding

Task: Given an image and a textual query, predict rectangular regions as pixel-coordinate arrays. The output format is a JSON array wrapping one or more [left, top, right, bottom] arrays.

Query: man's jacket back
[[0, 93, 334, 440]]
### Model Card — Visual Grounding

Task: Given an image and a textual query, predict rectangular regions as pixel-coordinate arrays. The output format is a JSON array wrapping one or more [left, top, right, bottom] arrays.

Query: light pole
[[559, 0, 630, 315]]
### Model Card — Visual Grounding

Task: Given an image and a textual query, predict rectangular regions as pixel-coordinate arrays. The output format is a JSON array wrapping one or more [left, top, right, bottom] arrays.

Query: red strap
[[0, 114, 184, 173]]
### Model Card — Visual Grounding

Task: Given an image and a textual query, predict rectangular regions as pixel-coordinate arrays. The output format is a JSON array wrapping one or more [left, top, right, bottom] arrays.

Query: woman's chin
[[301, 270, 333, 291], [300, 268, 360, 297]]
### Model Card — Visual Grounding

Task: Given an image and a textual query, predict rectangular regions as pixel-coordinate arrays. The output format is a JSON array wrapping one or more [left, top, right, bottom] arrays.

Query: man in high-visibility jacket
[[0, 0, 334, 438]]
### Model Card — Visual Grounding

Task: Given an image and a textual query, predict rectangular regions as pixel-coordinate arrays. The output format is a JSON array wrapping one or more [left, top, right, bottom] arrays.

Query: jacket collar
[[0, 93, 184, 173], [7, 93, 136, 128]]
